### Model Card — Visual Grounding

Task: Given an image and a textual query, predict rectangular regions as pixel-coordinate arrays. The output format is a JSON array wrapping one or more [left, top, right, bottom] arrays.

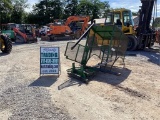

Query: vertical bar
[[107, 25, 116, 61], [159, 45, 160, 65], [88, 31, 96, 60], [75, 44, 80, 62], [64, 42, 69, 56], [58, 47, 61, 76], [40, 47, 41, 76]]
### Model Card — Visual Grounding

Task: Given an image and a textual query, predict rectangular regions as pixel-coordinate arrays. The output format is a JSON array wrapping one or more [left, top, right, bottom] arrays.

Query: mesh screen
[[75, 45, 85, 63], [65, 24, 128, 66], [87, 24, 128, 65], [65, 42, 85, 63]]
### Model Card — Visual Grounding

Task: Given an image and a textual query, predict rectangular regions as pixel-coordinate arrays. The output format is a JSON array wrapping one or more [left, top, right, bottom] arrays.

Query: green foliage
[[0, 0, 29, 24], [63, 0, 78, 19], [0, 0, 13, 23], [10, 0, 29, 23], [76, 0, 110, 19], [102, 1, 110, 17], [29, 0, 63, 25], [0, 0, 111, 25]]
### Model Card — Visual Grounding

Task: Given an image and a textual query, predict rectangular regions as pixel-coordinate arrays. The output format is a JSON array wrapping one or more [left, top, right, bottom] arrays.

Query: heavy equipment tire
[[49, 35, 55, 41], [11, 38, 16, 42], [70, 34, 75, 40], [127, 35, 138, 51], [15, 35, 25, 43], [75, 31, 81, 39], [1, 35, 12, 54]]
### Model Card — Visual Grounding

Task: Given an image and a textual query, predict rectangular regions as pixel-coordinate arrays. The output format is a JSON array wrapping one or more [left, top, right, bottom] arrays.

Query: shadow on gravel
[[29, 75, 58, 87], [58, 78, 83, 90], [58, 67, 131, 89], [114, 85, 150, 100], [12, 43, 23, 46], [94, 67, 131, 85], [126, 47, 160, 65], [12, 42, 37, 46], [0, 53, 9, 56]]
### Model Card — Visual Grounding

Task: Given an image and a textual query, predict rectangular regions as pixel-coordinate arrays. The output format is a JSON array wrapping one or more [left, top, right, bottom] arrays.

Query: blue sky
[[26, 0, 160, 16]]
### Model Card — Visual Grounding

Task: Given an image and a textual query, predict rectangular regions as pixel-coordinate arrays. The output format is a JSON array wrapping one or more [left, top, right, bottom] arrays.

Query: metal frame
[[64, 23, 128, 83]]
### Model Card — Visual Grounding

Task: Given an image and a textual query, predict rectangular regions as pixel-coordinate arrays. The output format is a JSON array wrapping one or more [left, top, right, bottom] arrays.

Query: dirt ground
[[0, 40, 160, 120]]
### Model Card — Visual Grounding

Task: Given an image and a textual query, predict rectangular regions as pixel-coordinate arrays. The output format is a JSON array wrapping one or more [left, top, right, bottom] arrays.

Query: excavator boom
[[49, 16, 90, 40], [65, 16, 90, 26]]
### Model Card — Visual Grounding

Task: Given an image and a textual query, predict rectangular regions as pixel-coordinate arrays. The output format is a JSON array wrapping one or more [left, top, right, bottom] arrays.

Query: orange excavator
[[49, 16, 90, 40], [14, 24, 37, 43]]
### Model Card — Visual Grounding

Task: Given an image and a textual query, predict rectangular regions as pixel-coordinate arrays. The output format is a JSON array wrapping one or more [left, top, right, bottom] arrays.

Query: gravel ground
[[0, 41, 71, 120], [0, 40, 160, 120], [0, 86, 70, 120]]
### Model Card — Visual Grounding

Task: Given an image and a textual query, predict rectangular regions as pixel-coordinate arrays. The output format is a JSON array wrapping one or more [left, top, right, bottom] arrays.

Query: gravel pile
[[0, 86, 71, 120]]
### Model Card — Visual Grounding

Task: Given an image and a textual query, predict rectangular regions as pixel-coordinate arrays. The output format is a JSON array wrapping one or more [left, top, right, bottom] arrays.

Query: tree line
[[0, 0, 138, 25], [0, 0, 110, 25]]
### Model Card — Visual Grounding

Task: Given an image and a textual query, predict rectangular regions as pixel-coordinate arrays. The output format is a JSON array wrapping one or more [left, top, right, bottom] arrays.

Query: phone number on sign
[[41, 69, 58, 73]]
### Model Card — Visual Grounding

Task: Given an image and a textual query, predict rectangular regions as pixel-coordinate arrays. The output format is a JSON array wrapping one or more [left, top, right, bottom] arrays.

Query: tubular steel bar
[[71, 21, 95, 50]]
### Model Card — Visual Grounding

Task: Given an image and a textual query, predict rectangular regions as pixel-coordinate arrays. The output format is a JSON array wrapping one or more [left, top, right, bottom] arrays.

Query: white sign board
[[40, 47, 60, 74]]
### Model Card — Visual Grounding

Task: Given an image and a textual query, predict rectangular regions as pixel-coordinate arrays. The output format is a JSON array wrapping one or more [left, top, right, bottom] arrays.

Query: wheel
[[49, 35, 55, 41], [11, 38, 16, 42], [1, 35, 12, 54], [127, 35, 138, 51], [15, 35, 25, 43], [75, 30, 81, 39], [71, 35, 75, 40]]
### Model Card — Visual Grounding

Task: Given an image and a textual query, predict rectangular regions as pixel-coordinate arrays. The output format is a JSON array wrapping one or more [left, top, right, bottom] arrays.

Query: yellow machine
[[89, 9, 136, 50], [0, 34, 12, 54], [104, 9, 138, 50], [108, 9, 135, 34], [104, 1, 156, 51]]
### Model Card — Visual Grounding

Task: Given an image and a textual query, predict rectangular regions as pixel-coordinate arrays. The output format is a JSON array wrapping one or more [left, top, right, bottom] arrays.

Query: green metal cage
[[64, 24, 129, 83]]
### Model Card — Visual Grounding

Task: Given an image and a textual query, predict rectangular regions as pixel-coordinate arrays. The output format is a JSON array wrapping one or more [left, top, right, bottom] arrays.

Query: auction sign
[[40, 47, 60, 75]]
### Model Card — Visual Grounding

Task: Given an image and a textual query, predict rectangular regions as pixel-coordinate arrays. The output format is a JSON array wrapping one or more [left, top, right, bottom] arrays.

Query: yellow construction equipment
[[0, 34, 12, 54], [105, 0, 156, 51]]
